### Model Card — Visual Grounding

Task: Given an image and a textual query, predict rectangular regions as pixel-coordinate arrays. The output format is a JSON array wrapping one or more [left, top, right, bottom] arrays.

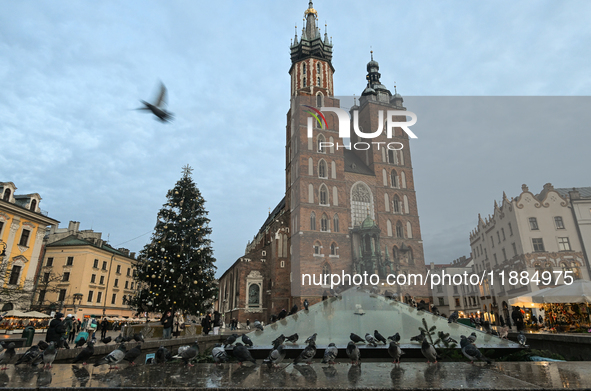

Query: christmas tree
[[131, 165, 217, 316]]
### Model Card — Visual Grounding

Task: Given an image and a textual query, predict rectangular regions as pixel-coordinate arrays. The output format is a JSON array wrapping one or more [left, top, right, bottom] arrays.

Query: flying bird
[[346, 341, 360, 365], [322, 343, 338, 365], [460, 336, 491, 364], [388, 341, 404, 364], [72, 342, 94, 365], [136, 82, 174, 122], [421, 340, 438, 363]]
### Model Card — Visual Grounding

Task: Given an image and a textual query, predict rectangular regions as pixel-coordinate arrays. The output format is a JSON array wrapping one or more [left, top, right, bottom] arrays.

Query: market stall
[[531, 280, 591, 332], [0, 310, 51, 334]]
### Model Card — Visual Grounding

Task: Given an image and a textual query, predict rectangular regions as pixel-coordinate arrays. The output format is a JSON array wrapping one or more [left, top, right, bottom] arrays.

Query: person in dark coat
[[511, 307, 525, 331], [46, 312, 66, 344], [201, 313, 212, 335], [161, 310, 174, 339], [100, 317, 109, 340]]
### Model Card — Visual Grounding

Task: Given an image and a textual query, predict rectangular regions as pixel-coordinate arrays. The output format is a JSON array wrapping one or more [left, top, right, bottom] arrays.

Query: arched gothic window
[[330, 242, 338, 255], [333, 214, 339, 232], [396, 221, 404, 238], [320, 214, 329, 232], [318, 160, 327, 178], [391, 170, 398, 188], [317, 134, 326, 152], [319, 185, 328, 205], [393, 195, 400, 213], [322, 263, 331, 276], [351, 182, 373, 227], [30, 199, 37, 211], [310, 212, 316, 230], [314, 241, 321, 255], [3, 189, 10, 201]]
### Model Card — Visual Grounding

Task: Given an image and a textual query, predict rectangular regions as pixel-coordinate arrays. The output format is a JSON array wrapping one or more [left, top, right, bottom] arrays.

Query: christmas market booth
[[0, 310, 51, 334], [531, 280, 591, 333]]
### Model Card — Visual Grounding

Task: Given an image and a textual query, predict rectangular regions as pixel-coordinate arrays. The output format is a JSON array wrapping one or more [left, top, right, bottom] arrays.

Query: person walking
[[161, 310, 173, 339], [46, 312, 66, 345], [63, 314, 74, 342], [201, 313, 212, 335], [68, 318, 79, 344], [246, 319, 250, 330], [100, 317, 109, 340]]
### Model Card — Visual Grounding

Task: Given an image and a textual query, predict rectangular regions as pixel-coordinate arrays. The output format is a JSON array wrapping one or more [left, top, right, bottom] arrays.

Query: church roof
[[343, 149, 374, 176]]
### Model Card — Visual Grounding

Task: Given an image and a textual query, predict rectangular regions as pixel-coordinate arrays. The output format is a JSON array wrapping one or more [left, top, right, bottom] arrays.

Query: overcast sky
[[1, 1, 590, 276]]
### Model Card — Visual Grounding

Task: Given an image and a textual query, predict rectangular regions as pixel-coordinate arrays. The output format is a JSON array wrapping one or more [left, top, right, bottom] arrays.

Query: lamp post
[[73, 293, 83, 317]]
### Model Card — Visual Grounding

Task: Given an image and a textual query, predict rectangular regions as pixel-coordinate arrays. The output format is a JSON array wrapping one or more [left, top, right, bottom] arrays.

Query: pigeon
[[73, 342, 95, 365], [155, 346, 172, 364], [0, 343, 16, 369], [253, 320, 264, 331], [350, 333, 364, 344], [37, 340, 49, 351], [387, 332, 401, 343], [499, 326, 509, 340], [294, 341, 316, 365], [285, 333, 299, 344], [410, 331, 425, 343], [483, 321, 492, 334], [101, 336, 112, 344], [75, 337, 87, 348], [122, 335, 133, 343], [224, 334, 239, 347], [322, 343, 338, 365], [136, 81, 174, 122], [303, 299, 309, 311], [264, 344, 286, 368], [374, 330, 387, 344], [42, 342, 57, 369], [517, 331, 529, 348], [421, 340, 438, 363], [271, 334, 285, 349], [241, 334, 253, 347], [123, 344, 142, 365], [437, 331, 457, 344], [460, 336, 492, 364], [468, 332, 477, 344], [346, 341, 360, 365], [233, 343, 256, 366], [448, 311, 459, 323], [305, 333, 317, 345], [58, 337, 70, 349], [94, 344, 126, 369], [180, 341, 199, 366], [388, 341, 404, 364], [365, 333, 378, 347], [114, 333, 124, 343], [133, 333, 145, 343], [15, 345, 41, 366], [212, 344, 228, 364], [289, 305, 298, 315], [277, 309, 287, 320]]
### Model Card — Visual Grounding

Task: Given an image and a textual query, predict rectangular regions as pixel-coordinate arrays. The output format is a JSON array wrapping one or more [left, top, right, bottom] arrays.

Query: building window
[[114, 278, 119, 288], [320, 214, 329, 232], [497, 231, 501, 244], [317, 134, 326, 153], [333, 214, 339, 232], [30, 199, 37, 211], [87, 291, 94, 302], [102, 261, 107, 270], [38, 290, 46, 304], [100, 276, 105, 285], [512, 242, 517, 256], [330, 242, 338, 255], [493, 254, 497, 264], [111, 294, 117, 305], [491, 236, 494, 248], [91, 274, 96, 284], [322, 263, 331, 277], [320, 185, 328, 205], [502, 248, 507, 261], [438, 297, 445, 306], [66, 257, 74, 266], [529, 217, 539, 230], [46, 257, 54, 267], [8, 265, 21, 285], [43, 272, 50, 283], [558, 237, 572, 251], [125, 281, 129, 289], [116, 265, 121, 274], [393, 195, 400, 213], [396, 222, 404, 238], [310, 212, 316, 230], [554, 216, 565, 229], [532, 238, 545, 252], [303, 76, 306, 87], [316, 93, 322, 107], [455, 298, 460, 308], [390, 170, 398, 188], [131, 282, 134, 289], [96, 292, 102, 303], [318, 160, 327, 178], [501, 228, 506, 241], [93, 259, 99, 268], [508, 222, 513, 236], [387, 149, 396, 164], [280, 260, 285, 268], [317, 76, 321, 86], [63, 272, 70, 282], [19, 229, 30, 247], [484, 248, 488, 259], [2, 188, 10, 201], [313, 241, 321, 255], [127, 268, 131, 276], [58, 289, 67, 302]]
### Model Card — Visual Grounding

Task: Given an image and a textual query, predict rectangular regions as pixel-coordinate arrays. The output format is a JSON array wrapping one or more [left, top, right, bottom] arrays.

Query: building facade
[[470, 183, 589, 324], [33, 221, 137, 318], [217, 2, 428, 326], [0, 182, 59, 311]]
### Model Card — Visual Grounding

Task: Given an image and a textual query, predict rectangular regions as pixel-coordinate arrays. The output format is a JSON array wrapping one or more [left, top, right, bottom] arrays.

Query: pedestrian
[[161, 310, 173, 339], [100, 317, 109, 340], [512, 306, 524, 331], [246, 319, 250, 330], [64, 314, 74, 342], [202, 313, 212, 335], [538, 314, 543, 325], [499, 315, 505, 327], [173, 313, 182, 338], [88, 315, 98, 340], [46, 312, 66, 345]]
